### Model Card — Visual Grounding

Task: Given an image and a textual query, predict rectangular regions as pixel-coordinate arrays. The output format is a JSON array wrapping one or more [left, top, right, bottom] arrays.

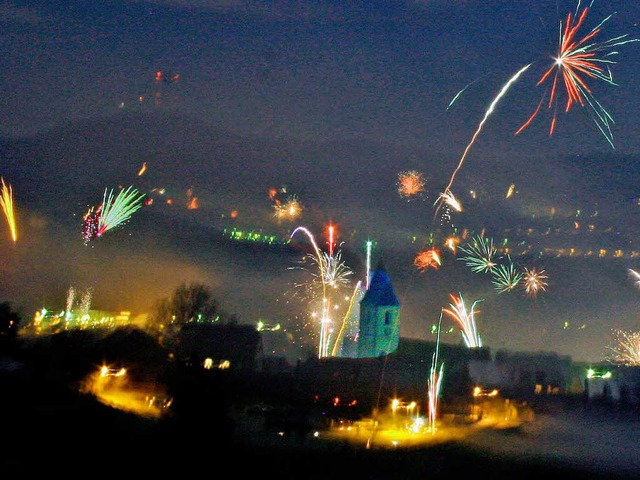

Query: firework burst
[[314, 250, 354, 289], [522, 266, 549, 297], [83, 186, 145, 244], [413, 248, 442, 272], [435, 190, 463, 213], [437, 1, 638, 220], [397, 170, 426, 200], [516, 2, 640, 148], [442, 293, 483, 348], [606, 329, 640, 366], [273, 195, 303, 222], [444, 236, 460, 254], [289, 225, 356, 358], [457, 235, 498, 274], [491, 259, 523, 294]]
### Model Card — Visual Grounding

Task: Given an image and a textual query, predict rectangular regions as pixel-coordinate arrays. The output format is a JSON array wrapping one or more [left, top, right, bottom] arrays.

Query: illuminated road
[[80, 367, 172, 419]]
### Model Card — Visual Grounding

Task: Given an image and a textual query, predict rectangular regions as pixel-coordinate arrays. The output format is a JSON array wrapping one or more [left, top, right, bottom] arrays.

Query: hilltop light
[[587, 368, 612, 379]]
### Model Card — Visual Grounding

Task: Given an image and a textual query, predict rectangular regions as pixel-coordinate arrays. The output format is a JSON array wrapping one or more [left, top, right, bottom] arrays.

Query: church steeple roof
[[362, 265, 399, 307]]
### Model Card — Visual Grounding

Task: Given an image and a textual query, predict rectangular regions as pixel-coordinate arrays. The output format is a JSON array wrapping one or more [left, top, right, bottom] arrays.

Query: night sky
[[2, 0, 640, 364]]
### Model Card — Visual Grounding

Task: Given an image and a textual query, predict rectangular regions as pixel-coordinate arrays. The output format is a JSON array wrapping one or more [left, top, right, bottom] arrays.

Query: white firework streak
[[628, 268, 640, 289]]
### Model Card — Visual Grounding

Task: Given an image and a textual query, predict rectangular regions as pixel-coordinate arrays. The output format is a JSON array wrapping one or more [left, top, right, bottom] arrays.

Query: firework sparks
[[491, 259, 523, 294], [435, 190, 462, 213], [83, 186, 145, 244], [0, 177, 17, 243], [444, 236, 459, 254], [606, 329, 640, 366], [274, 195, 303, 222], [397, 170, 426, 200], [318, 250, 354, 289], [413, 248, 442, 272], [186, 187, 199, 210], [437, 63, 531, 214], [442, 293, 483, 348], [98, 186, 145, 235], [628, 268, 640, 289], [77, 288, 93, 317], [270, 186, 303, 222], [82, 206, 100, 244], [436, 2, 638, 221], [65, 287, 76, 317], [505, 183, 516, 199], [330, 280, 363, 357], [289, 227, 327, 297], [290, 225, 355, 358], [427, 310, 445, 434], [522, 266, 549, 297], [457, 235, 498, 274], [365, 240, 374, 290], [64, 285, 93, 325], [516, 2, 640, 148], [446, 74, 489, 111]]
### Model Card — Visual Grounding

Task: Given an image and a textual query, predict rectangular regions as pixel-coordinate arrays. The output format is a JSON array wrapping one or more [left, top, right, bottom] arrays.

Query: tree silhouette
[[148, 282, 224, 337], [0, 301, 21, 353]]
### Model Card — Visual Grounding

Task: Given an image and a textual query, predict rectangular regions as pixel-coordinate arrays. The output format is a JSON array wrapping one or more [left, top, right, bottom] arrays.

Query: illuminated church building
[[340, 261, 400, 359]]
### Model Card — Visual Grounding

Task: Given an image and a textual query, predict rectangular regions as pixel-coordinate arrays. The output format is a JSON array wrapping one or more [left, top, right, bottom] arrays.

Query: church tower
[[357, 261, 400, 358]]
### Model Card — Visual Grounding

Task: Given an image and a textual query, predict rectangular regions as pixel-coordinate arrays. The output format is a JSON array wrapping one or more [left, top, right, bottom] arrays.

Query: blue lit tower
[[358, 261, 400, 358]]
